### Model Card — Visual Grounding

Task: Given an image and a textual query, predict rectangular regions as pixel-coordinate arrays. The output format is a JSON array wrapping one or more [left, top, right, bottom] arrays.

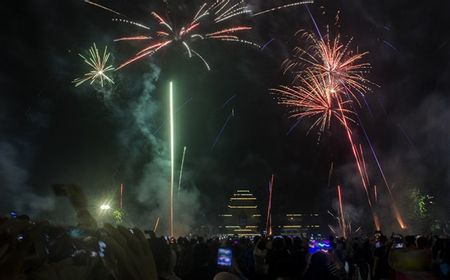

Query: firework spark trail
[[177, 146, 187, 196], [211, 111, 234, 151], [396, 123, 421, 157], [339, 111, 372, 208], [84, 0, 121, 15], [327, 161, 334, 188], [337, 185, 346, 238], [73, 43, 115, 87], [261, 38, 275, 51], [286, 118, 302, 135], [153, 217, 160, 232], [252, 1, 314, 17], [328, 225, 337, 234], [113, 35, 152, 42], [357, 113, 406, 228], [222, 94, 237, 108], [117, 40, 173, 70], [359, 144, 371, 188], [383, 40, 399, 52], [374, 184, 378, 202], [266, 175, 275, 235], [304, 4, 323, 40], [112, 18, 150, 30], [327, 210, 340, 222], [374, 212, 381, 231]]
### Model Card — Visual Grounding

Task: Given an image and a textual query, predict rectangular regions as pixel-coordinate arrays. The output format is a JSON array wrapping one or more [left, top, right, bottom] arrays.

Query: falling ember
[[153, 217, 160, 233], [120, 183, 124, 209], [328, 225, 337, 234], [327, 161, 334, 188], [374, 185, 378, 202], [373, 212, 381, 231], [177, 146, 187, 197], [393, 203, 407, 229], [266, 174, 275, 235], [211, 110, 234, 151], [337, 185, 346, 239]]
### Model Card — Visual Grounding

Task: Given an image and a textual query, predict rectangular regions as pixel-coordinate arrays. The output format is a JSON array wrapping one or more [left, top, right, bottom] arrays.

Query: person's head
[[272, 236, 286, 251], [253, 235, 261, 243], [309, 251, 330, 268], [193, 241, 210, 266], [153, 237, 171, 274], [213, 272, 240, 280], [256, 238, 266, 250], [379, 234, 387, 245], [146, 230, 156, 239], [416, 236, 428, 249], [405, 235, 416, 247]]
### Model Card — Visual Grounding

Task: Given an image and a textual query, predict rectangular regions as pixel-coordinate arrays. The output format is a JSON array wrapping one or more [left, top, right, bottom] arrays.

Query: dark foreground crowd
[[1, 185, 449, 280], [1, 214, 450, 280]]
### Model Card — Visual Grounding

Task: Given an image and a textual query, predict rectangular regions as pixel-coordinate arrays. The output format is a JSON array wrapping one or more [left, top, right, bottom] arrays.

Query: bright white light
[[100, 204, 111, 210]]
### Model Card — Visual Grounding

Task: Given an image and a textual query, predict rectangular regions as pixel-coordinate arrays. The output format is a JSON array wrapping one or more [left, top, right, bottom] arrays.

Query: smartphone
[[9, 211, 17, 219], [217, 248, 232, 267], [375, 241, 381, 248]]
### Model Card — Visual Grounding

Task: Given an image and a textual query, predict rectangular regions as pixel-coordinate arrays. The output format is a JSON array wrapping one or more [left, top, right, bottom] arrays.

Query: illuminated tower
[[218, 189, 261, 235]]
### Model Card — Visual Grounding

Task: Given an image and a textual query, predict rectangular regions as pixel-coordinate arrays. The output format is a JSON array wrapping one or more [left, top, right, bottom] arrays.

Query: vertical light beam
[[169, 81, 174, 237]]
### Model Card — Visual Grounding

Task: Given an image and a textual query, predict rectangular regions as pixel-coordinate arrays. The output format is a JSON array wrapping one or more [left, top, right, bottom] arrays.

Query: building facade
[[217, 188, 323, 237]]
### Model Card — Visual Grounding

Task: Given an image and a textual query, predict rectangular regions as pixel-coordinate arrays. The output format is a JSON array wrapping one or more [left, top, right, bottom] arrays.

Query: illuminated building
[[217, 189, 261, 235], [215, 188, 324, 236], [272, 213, 322, 237]]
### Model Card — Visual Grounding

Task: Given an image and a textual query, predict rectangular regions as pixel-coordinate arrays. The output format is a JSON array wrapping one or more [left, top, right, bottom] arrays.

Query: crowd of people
[[1, 186, 449, 279], [1, 214, 449, 280]]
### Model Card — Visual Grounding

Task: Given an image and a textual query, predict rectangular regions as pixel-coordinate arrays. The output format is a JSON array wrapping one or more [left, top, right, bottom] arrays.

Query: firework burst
[[87, 0, 260, 70], [272, 70, 354, 136], [85, 0, 313, 71], [275, 27, 406, 229], [73, 43, 115, 87], [283, 29, 373, 104]]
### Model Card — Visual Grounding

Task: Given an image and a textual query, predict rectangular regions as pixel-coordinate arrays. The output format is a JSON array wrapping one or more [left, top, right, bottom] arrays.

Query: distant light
[[10, 211, 17, 218], [100, 204, 111, 210]]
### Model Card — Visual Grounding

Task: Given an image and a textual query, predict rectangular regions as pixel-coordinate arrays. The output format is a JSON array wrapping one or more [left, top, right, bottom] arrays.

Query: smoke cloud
[[101, 63, 200, 235]]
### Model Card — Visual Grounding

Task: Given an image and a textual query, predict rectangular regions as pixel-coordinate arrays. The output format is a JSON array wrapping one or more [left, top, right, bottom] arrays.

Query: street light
[[100, 204, 111, 211]]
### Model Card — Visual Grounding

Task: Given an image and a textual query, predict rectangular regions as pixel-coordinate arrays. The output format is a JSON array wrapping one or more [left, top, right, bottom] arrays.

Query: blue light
[[309, 239, 332, 254]]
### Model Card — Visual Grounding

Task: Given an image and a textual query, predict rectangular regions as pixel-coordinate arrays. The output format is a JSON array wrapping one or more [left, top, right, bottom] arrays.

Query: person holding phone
[[373, 235, 390, 280]]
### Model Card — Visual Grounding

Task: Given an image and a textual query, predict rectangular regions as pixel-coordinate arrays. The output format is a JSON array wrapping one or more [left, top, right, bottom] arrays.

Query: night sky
[[1, 0, 449, 233]]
